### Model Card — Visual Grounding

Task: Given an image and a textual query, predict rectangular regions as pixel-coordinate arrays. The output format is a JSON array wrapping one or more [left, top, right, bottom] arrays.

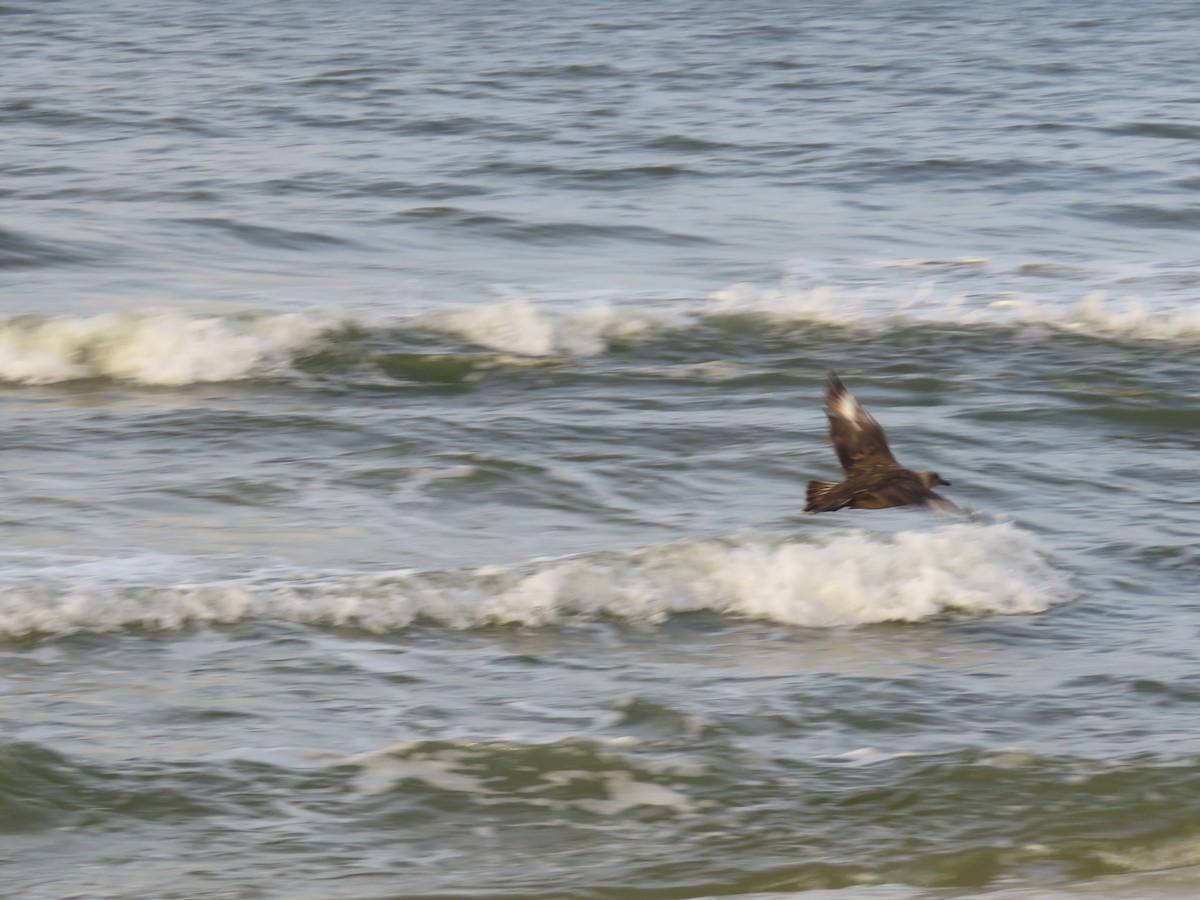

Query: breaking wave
[[0, 310, 328, 385], [2, 270, 1195, 386], [414, 282, 1200, 357], [0, 522, 1069, 636]]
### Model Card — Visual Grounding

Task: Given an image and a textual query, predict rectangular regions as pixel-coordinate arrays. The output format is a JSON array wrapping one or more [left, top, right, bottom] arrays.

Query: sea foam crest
[[0, 310, 327, 385], [418, 297, 686, 357], [707, 280, 1200, 339], [417, 282, 1200, 359], [1021, 290, 1200, 340], [0, 523, 1068, 636], [415, 285, 872, 357], [3, 279, 1196, 386], [705, 280, 876, 325]]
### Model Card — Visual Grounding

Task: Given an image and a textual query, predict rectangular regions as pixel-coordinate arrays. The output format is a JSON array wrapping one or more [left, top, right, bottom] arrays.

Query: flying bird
[[805, 373, 958, 514]]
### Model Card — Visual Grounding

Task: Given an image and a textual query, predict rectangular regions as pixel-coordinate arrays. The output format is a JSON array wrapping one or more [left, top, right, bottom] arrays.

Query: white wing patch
[[831, 389, 867, 429]]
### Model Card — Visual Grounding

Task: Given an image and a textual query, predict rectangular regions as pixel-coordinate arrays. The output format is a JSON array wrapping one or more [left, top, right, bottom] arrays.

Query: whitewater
[[2, 270, 1199, 386]]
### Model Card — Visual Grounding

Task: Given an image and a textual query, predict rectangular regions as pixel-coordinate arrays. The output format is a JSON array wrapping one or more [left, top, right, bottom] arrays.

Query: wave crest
[[0, 310, 327, 385], [2, 275, 1197, 387], [418, 297, 685, 357], [0, 523, 1069, 636]]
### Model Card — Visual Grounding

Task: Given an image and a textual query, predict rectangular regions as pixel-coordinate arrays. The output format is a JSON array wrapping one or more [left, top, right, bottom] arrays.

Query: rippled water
[[3, 1, 1200, 898]]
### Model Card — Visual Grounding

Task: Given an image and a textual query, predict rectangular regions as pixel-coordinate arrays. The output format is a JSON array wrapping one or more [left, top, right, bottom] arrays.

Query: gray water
[[2, 2, 1200, 898]]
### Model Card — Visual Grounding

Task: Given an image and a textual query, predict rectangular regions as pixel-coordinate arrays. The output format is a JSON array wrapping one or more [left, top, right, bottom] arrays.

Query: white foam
[[572, 770, 693, 814], [1022, 290, 1200, 340], [0, 310, 328, 385], [706, 280, 877, 325], [337, 741, 698, 815], [2, 273, 1195, 387], [417, 297, 686, 357], [414, 278, 1200, 358], [347, 746, 485, 796], [0, 523, 1070, 636], [705, 279, 1200, 339]]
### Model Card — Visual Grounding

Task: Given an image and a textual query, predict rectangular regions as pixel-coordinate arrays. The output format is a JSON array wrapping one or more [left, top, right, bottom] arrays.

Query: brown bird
[[805, 373, 958, 514]]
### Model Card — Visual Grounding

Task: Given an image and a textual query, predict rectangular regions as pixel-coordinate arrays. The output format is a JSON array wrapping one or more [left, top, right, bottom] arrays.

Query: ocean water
[[2, 1, 1199, 897]]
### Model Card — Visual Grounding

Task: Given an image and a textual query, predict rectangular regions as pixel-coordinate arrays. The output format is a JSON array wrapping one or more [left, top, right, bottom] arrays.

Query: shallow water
[[2, 1, 1200, 898]]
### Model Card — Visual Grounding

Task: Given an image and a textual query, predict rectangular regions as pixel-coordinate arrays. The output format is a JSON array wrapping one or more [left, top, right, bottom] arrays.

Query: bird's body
[[805, 374, 957, 514]]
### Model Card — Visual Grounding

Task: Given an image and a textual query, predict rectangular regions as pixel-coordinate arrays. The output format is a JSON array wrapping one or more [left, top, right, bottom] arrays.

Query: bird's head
[[920, 471, 951, 488]]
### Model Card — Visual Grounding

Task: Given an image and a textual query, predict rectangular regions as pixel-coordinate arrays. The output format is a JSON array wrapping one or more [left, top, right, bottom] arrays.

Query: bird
[[805, 373, 958, 514]]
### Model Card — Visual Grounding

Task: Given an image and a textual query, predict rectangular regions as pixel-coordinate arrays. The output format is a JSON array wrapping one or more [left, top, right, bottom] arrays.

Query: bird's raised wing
[[824, 373, 900, 474]]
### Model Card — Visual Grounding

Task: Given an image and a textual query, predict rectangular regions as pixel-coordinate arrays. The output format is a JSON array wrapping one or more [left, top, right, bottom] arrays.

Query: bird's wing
[[854, 477, 945, 509], [824, 373, 900, 474]]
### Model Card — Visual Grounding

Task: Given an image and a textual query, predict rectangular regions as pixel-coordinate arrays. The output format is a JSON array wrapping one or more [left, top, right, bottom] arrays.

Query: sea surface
[[2, 1, 1199, 898]]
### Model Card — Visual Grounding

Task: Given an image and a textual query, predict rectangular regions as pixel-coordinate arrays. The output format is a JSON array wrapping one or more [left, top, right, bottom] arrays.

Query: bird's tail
[[805, 480, 841, 513]]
